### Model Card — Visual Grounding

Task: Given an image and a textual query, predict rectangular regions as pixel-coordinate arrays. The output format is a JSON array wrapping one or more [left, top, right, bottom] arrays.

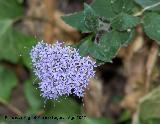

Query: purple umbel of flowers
[[30, 41, 96, 100]]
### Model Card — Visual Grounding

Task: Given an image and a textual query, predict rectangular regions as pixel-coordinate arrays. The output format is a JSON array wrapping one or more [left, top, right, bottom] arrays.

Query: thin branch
[[134, 2, 160, 16], [0, 98, 23, 116]]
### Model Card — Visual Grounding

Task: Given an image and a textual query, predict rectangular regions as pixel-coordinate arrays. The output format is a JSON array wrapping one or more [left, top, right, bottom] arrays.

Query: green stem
[[134, 2, 160, 16]]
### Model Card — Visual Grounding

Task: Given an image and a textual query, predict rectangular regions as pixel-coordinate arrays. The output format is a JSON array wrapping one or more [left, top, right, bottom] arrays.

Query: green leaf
[[91, 0, 116, 20], [13, 31, 35, 68], [89, 43, 108, 62], [0, 24, 34, 67], [0, 19, 35, 67], [83, 3, 99, 32], [83, 3, 95, 16], [0, 0, 23, 19], [111, 13, 140, 31], [61, 3, 99, 33], [45, 97, 81, 116], [134, 0, 160, 11], [0, 19, 12, 37], [111, 0, 138, 14], [0, 65, 17, 101], [78, 36, 93, 56], [111, 0, 124, 14], [23, 77, 43, 114], [143, 12, 160, 43], [61, 11, 90, 33], [138, 87, 160, 123], [0, 21, 18, 62], [89, 30, 134, 62]]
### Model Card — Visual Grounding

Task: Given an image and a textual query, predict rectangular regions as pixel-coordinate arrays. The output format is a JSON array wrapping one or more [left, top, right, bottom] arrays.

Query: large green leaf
[[138, 87, 160, 123], [0, 22, 35, 67], [143, 12, 160, 43], [61, 3, 99, 33], [0, 21, 18, 62], [23, 77, 43, 114], [0, 19, 12, 37], [0, 65, 17, 101], [61, 11, 89, 32], [89, 30, 134, 62], [91, 0, 116, 20], [111, 0, 138, 14], [111, 13, 140, 31], [0, 0, 23, 19], [76, 36, 108, 65], [134, 0, 160, 11], [77, 30, 134, 63], [13, 31, 35, 68]]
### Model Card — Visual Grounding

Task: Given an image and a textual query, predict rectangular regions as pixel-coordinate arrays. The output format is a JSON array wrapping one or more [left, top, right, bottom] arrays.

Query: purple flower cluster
[[30, 41, 96, 100]]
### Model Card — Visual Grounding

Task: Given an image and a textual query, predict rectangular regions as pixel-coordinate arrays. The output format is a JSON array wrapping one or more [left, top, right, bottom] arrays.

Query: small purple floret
[[30, 41, 96, 100]]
